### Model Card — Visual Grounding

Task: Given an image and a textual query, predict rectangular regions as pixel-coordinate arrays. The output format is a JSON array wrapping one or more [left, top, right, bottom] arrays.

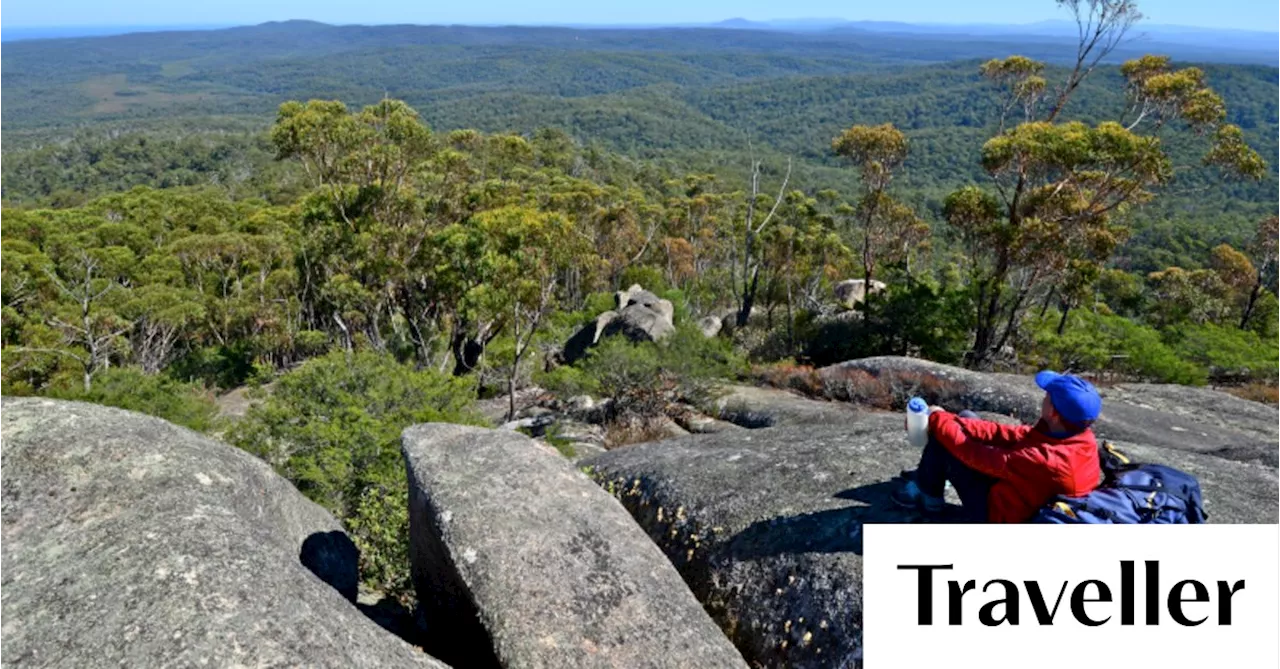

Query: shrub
[[46, 366, 219, 432], [1224, 382, 1279, 405], [168, 342, 260, 390], [1027, 310, 1206, 385], [752, 362, 824, 396], [817, 367, 969, 410], [801, 279, 970, 367], [228, 350, 482, 603], [534, 361, 602, 398], [571, 323, 745, 421], [344, 481, 412, 597], [1164, 323, 1279, 384]]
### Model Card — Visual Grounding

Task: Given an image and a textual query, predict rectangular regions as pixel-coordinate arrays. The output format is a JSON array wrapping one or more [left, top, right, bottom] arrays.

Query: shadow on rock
[[299, 531, 435, 651], [355, 595, 433, 650], [299, 530, 360, 602], [727, 478, 974, 560], [836, 476, 973, 524]]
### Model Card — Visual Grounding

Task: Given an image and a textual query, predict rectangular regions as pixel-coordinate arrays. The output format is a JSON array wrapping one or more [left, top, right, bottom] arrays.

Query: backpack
[[1031, 442, 1208, 524]]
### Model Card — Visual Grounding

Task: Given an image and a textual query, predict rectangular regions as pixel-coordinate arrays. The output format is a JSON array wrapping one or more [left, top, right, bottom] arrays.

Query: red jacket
[[929, 411, 1101, 523]]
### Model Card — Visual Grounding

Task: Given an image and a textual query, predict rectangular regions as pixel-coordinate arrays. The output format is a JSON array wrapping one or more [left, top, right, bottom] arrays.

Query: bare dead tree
[[507, 277, 557, 421], [19, 254, 133, 391], [737, 155, 792, 327], [1046, 0, 1143, 121]]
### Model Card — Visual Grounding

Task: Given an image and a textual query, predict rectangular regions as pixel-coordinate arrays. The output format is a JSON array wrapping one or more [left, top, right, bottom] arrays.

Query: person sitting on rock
[[890, 370, 1103, 523]]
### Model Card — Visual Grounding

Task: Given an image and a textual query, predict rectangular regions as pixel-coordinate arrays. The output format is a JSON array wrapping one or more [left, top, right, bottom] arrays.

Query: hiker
[[891, 370, 1103, 523]]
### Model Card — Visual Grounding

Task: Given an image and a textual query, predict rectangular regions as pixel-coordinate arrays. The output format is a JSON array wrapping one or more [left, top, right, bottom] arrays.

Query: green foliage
[[1164, 323, 1279, 383], [38, 366, 220, 432], [1, 53, 1273, 384], [344, 481, 412, 598], [534, 362, 602, 398], [616, 266, 671, 294], [1026, 310, 1207, 385], [3, 25, 1274, 228], [1, 131, 301, 207], [168, 343, 266, 390], [571, 323, 745, 419], [1095, 268, 1149, 317], [802, 277, 972, 367], [228, 350, 482, 601]]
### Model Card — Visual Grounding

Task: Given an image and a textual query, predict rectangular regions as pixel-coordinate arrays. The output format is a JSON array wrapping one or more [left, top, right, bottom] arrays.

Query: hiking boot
[[890, 480, 944, 514]]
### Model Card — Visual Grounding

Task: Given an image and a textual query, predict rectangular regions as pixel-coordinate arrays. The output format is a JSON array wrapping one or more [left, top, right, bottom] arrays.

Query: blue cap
[[1035, 371, 1102, 424], [907, 397, 927, 413]]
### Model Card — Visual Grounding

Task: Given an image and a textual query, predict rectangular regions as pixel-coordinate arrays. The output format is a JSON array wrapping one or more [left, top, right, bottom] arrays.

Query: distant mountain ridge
[[1, 18, 1274, 232], [4, 17, 1276, 58], [1, 23, 234, 41], [702, 17, 1277, 53]]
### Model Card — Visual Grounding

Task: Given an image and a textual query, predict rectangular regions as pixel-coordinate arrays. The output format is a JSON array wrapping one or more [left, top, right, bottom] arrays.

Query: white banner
[[864, 525, 1279, 668]]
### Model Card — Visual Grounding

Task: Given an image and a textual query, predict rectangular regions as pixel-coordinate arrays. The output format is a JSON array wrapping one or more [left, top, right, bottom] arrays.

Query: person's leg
[[943, 456, 994, 522], [912, 438, 950, 499], [943, 411, 995, 521], [893, 422, 953, 512], [894, 410, 996, 519]]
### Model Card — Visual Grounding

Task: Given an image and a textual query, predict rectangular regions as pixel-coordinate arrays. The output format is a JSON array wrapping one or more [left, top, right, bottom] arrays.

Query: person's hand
[[928, 405, 945, 415]]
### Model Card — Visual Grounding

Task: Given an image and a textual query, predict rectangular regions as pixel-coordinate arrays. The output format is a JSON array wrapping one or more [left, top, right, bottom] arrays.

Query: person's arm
[[930, 410, 1030, 448], [929, 411, 1032, 478]]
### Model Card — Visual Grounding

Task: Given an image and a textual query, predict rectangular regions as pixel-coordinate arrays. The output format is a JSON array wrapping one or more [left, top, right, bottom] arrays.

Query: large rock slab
[[582, 414, 1278, 668], [401, 423, 747, 669], [825, 357, 1278, 466], [710, 384, 862, 428], [583, 415, 919, 669], [1103, 383, 1279, 444], [1, 397, 444, 669]]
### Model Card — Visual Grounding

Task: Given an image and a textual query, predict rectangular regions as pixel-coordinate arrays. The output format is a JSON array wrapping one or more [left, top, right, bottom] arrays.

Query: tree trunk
[[1240, 281, 1263, 330], [785, 273, 795, 356], [507, 372, 517, 422], [737, 265, 761, 327], [1038, 286, 1057, 320], [1057, 301, 1072, 335], [970, 281, 1004, 369]]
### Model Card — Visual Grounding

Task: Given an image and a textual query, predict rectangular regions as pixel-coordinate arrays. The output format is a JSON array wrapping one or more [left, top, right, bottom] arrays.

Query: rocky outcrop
[[583, 415, 923, 669], [833, 279, 886, 309], [562, 285, 676, 364], [0, 398, 444, 669], [824, 356, 1279, 466], [475, 386, 548, 425], [615, 284, 675, 322], [710, 384, 862, 428], [1101, 383, 1279, 445], [401, 423, 747, 669], [583, 412, 1278, 668]]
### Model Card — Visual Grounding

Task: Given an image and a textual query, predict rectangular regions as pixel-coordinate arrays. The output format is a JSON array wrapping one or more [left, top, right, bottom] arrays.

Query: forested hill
[[3, 21, 1277, 262], [3, 20, 1277, 137]]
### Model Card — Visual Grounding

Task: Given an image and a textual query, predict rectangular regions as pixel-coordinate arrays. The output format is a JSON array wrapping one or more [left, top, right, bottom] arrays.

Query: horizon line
[[4, 17, 1278, 34]]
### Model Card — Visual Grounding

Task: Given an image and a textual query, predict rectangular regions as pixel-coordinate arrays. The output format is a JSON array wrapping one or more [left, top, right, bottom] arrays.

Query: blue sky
[[3, 0, 1277, 31]]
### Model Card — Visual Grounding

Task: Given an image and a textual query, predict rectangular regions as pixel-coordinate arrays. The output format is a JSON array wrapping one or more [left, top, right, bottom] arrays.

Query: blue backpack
[[1032, 442, 1208, 524]]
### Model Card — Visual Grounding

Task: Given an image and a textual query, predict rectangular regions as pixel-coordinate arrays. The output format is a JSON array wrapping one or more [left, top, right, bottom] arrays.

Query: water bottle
[[905, 397, 930, 449]]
